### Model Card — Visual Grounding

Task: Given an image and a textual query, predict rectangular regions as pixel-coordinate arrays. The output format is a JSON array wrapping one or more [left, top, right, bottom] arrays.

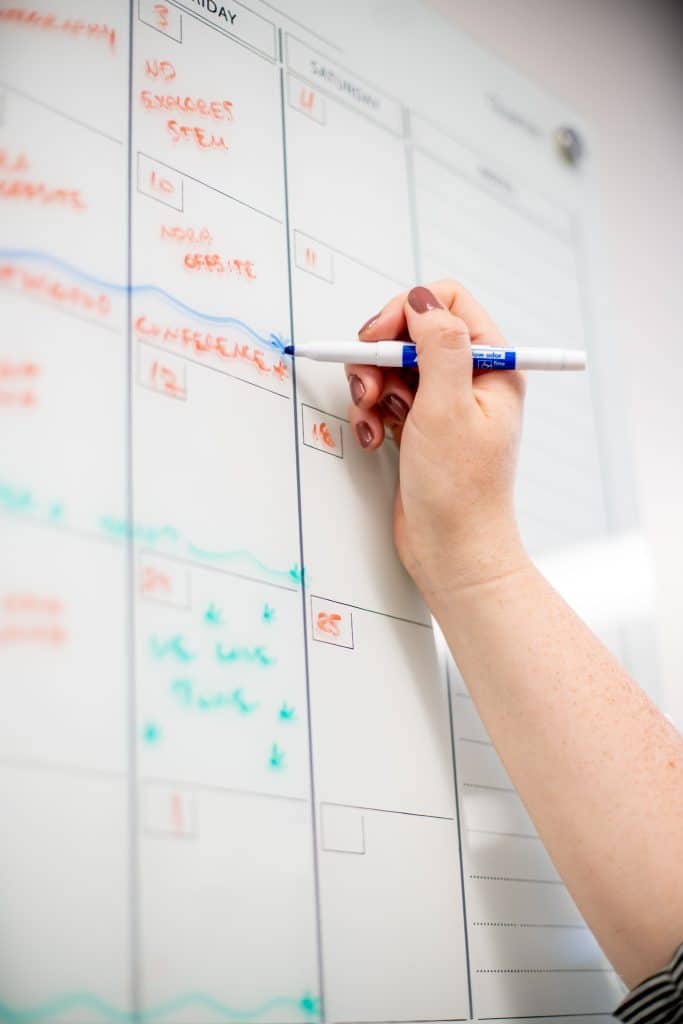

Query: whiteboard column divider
[[277, 36, 328, 1019]]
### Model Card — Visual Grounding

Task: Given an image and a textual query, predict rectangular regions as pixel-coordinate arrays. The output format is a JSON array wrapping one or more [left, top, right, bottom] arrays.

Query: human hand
[[346, 281, 529, 609]]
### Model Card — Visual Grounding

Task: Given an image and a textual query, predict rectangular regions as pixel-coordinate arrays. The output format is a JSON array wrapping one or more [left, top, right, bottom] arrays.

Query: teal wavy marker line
[[0, 480, 304, 590], [0, 990, 320, 1023], [99, 516, 180, 546], [0, 483, 63, 523], [186, 542, 303, 587], [0, 248, 289, 352]]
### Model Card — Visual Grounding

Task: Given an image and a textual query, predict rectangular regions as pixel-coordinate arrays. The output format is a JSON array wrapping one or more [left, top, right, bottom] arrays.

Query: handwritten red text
[[0, 9, 116, 52], [183, 253, 256, 277], [0, 591, 67, 646], [160, 225, 213, 245], [141, 91, 233, 121], [0, 360, 40, 408], [135, 315, 287, 382], [167, 120, 229, 150], [0, 264, 110, 316]]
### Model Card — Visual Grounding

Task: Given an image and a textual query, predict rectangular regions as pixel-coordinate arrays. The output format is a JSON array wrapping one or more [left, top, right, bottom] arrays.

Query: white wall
[[426, 0, 683, 723]]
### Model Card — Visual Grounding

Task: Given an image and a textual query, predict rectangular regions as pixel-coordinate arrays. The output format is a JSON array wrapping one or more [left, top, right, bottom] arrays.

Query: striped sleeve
[[614, 943, 683, 1022]]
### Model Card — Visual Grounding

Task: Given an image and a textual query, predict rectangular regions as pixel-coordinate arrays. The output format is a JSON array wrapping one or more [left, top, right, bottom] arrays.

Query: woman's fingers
[[359, 278, 505, 347], [350, 279, 506, 451], [344, 362, 385, 410], [345, 294, 411, 409], [348, 368, 415, 451], [377, 369, 414, 426], [348, 401, 385, 451], [357, 279, 526, 407], [345, 356, 414, 423]]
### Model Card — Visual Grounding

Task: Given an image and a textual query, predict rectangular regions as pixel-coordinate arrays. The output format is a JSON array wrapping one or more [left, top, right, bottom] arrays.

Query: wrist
[[408, 523, 532, 619]]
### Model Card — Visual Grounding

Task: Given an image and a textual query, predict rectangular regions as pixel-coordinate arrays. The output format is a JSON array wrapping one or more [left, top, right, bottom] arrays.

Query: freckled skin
[[346, 278, 683, 990]]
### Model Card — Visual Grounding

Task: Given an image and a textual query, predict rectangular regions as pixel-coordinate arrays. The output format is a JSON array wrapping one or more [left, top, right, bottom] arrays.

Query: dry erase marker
[[284, 341, 587, 371]]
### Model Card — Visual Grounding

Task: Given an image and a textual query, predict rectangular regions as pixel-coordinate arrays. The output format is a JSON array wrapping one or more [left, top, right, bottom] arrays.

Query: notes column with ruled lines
[[0, 2, 636, 1022], [409, 115, 624, 1017]]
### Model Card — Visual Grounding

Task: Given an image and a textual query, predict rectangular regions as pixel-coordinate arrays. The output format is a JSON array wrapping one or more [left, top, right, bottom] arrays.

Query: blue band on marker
[[402, 345, 516, 370], [472, 349, 516, 370], [401, 345, 418, 368], [473, 350, 516, 370]]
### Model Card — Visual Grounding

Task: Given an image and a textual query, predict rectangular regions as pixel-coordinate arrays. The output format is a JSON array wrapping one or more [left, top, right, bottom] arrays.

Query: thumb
[[405, 286, 474, 416]]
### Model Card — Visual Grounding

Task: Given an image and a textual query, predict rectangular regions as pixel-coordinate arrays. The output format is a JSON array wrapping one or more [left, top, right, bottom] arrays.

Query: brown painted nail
[[358, 313, 380, 335], [348, 374, 365, 405], [380, 394, 409, 423], [356, 421, 373, 448], [407, 286, 442, 314]]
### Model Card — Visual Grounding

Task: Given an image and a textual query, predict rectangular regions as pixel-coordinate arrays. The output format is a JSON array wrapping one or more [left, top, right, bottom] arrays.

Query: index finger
[[358, 278, 505, 347], [343, 309, 399, 410]]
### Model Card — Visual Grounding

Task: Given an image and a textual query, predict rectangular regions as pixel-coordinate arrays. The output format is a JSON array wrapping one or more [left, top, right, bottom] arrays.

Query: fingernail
[[348, 374, 365, 405], [358, 313, 380, 335], [380, 393, 409, 423], [356, 421, 373, 448], [408, 286, 442, 314]]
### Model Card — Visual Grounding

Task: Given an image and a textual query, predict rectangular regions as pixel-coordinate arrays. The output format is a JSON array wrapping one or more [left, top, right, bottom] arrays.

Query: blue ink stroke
[[0, 249, 289, 352]]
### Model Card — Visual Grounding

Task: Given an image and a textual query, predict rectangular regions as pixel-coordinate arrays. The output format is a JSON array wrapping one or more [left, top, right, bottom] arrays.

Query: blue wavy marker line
[[0, 248, 289, 352], [0, 990, 320, 1024]]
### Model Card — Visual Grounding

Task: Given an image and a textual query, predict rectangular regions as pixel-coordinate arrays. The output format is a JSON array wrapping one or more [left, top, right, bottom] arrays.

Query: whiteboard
[[0, 1, 656, 1021]]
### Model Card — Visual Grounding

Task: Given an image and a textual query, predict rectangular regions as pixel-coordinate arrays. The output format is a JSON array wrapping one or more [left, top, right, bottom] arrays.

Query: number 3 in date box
[[139, 0, 182, 41]]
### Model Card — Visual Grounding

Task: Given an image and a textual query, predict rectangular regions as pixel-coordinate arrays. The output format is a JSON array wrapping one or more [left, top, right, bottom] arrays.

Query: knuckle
[[433, 277, 467, 305], [423, 318, 470, 351], [514, 370, 527, 399]]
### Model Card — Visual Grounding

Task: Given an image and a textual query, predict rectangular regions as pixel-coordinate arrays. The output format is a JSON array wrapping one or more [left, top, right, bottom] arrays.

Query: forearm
[[432, 556, 683, 988], [347, 280, 682, 985]]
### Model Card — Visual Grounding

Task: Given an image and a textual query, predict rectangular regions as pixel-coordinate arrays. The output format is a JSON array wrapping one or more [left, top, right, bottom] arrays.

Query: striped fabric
[[615, 943, 683, 1022]]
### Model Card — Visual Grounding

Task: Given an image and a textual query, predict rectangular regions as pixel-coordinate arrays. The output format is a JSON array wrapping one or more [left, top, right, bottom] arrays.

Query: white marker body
[[292, 341, 406, 366], [513, 346, 587, 370], [291, 341, 587, 372]]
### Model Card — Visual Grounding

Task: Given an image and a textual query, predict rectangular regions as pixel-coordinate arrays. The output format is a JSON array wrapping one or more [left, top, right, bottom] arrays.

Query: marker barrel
[[289, 341, 587, 372]]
